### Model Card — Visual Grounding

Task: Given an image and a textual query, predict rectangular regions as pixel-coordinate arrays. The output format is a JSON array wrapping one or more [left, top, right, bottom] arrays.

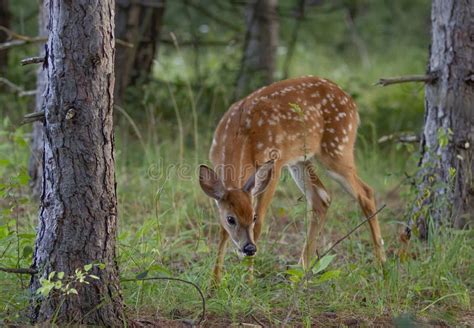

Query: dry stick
[[378, 132, 420, 144], [21, 111, 45, 125], [251, 313, 266, 327], [121, 276, 206, 326], [21, 56, 45, 66], [0, 266, 37, 274], [283, 205, 387, 325], [374, 74, 438, 87]]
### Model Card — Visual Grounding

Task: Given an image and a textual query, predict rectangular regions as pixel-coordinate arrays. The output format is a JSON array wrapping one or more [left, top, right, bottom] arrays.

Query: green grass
[[0, 93, 472, 326], [0, 10, 472, 322], [112, 132, 472, 327]]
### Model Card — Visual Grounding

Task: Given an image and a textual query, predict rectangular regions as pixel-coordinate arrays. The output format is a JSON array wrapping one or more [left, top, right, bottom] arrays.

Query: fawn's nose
[[243, 243, 257, 256]]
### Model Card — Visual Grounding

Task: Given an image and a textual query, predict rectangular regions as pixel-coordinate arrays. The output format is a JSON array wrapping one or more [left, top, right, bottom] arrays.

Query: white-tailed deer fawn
[[199, 76, 386, 283]]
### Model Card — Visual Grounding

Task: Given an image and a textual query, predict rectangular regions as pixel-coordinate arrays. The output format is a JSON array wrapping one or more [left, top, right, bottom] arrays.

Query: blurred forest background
[[0, 0, 472, 326]]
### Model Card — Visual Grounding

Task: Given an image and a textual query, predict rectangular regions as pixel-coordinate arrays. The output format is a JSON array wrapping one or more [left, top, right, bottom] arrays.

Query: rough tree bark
[[235, 0, 279, 99], [412, 0, 473, 239], [0, 0, 10, 73], [30, 0, 125, 325], [28, 0, 48, 199], [115, 0, 166, 102]]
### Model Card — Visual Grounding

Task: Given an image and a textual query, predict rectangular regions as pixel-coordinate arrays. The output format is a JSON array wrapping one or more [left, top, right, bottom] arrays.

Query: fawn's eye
[[226, 216, 236, 226], [253, 215, 257, 223]]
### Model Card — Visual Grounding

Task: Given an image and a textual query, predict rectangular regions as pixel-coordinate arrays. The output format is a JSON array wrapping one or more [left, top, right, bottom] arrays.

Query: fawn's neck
[[215, 134, 255, 190]]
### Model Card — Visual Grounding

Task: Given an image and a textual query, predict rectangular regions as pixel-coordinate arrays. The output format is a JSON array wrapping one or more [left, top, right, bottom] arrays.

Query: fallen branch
[[21, 56, 45, 66], [374, 73, 438, 87], [22, 111, 45, 125], [283, 205, 387, 325], [122, 276, 206, 326], [0, 266, 37, 275]]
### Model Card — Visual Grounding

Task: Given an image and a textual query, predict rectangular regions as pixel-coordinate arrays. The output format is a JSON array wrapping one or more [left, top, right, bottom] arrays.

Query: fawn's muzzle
[[243, 243, 257, 256]]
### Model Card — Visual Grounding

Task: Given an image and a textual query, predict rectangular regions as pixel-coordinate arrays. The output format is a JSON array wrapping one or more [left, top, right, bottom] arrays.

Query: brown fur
[[205, 76, 386, 283]]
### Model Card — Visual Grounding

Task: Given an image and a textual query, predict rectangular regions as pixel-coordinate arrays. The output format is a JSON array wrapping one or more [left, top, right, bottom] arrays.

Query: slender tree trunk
[[0, 0, 10, 73], [28, 0, 48, 199], [30, 0, 125, 325], [411, 0, 474, 239], [115, 0, 166, 103], [235, 0, 279, 99]]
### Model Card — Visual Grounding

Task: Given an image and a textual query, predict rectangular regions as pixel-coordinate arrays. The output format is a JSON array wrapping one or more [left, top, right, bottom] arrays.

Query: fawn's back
[[210, 76, 360, 185]]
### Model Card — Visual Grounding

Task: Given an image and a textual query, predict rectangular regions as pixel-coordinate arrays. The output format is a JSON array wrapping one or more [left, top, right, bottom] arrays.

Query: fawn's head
[[199, 161, 274, 257]]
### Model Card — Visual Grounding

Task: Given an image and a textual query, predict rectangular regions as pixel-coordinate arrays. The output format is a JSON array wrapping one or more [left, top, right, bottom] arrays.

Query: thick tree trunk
[[30, 0, 125, 325], [412, 0, 474, 239], [0, 0, 10, 73], [28, 0, 48, 199], [235, 0, 279, 99], [115, 0, 166, 102]]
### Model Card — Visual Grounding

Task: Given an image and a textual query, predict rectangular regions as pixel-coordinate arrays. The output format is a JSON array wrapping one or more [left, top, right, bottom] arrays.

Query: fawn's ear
[[199, 165, 226, 200], [242, 160, 274, 197]]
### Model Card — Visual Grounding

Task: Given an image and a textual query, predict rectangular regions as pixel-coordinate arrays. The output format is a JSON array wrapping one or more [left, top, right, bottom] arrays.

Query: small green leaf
[[22, 246, 33, 258], [57, 272, 65, 279], [68, 288, 78, 295], [148, 265, 172, 276], [84, 264, 93, 272], [314, 269, 341, 283], [89, 274, 100, 280], [311, 254, 336, 275], [285, 268, 304, 278], [0, 226, 8, 239], [48, 271, 56, 280]]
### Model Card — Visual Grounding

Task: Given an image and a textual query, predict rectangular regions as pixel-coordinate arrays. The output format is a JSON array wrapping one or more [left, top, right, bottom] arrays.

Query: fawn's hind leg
[[322, 155, 387, 263], [289, 161, 331, 268]]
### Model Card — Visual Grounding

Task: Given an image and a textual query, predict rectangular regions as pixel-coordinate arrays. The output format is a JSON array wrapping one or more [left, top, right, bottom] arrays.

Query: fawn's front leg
[[247, 166, 281, 279], [212, 226, 229, 285]]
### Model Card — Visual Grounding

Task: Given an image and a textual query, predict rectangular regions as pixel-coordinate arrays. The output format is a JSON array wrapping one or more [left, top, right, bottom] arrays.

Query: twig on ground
[[0, 267, 37, 275], [282, 205, 387, 325], [121, 276, 206, 326], [21, 56, 45, 66], [251, 313, 266, 327], [374, 73, 438, 87]]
